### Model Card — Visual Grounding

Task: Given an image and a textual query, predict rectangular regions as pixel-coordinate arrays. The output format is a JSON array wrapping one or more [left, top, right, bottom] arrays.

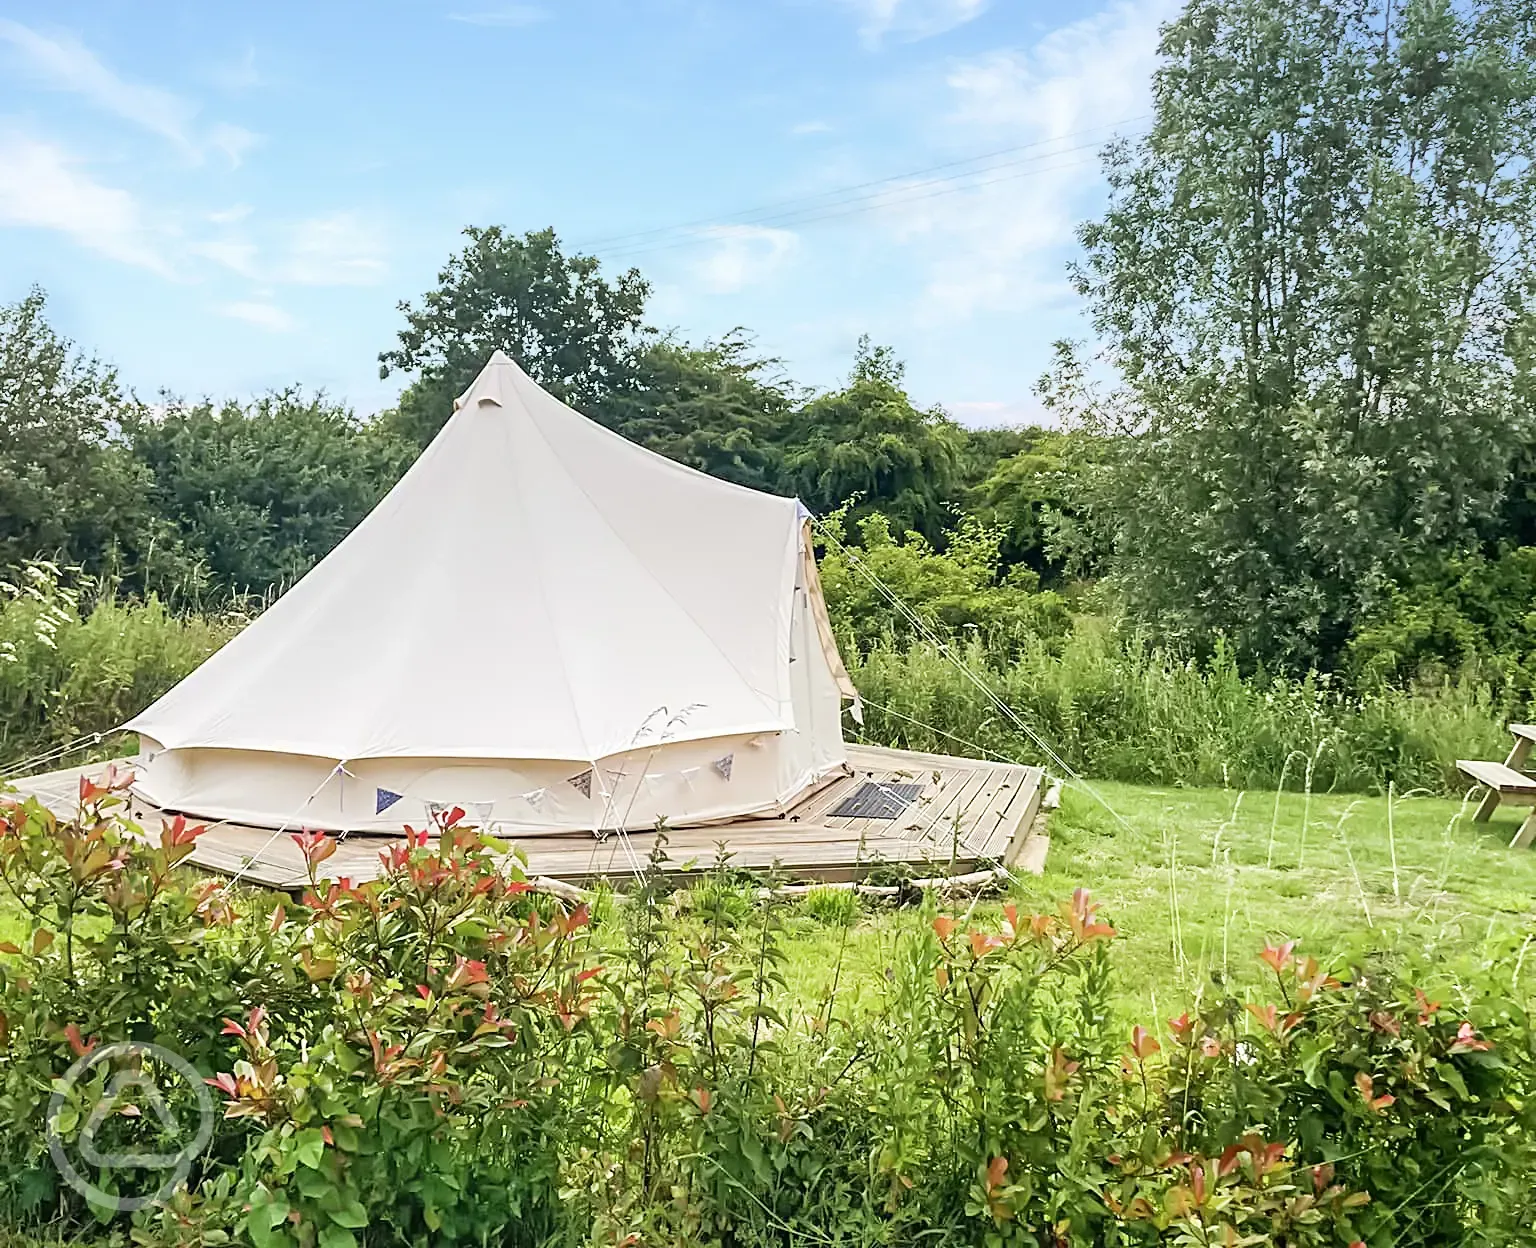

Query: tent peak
[[455, 350, 533, 412]]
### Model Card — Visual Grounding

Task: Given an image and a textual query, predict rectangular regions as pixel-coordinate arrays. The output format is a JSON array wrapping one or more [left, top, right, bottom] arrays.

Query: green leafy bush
[[1348, 548, 1536, 700], [820, 511, 1073, 660], [2, 779, 1533, 1246]]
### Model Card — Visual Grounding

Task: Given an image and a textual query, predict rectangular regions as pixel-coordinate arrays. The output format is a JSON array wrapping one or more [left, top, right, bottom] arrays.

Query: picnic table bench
[[1459, 724, 1536, 849]]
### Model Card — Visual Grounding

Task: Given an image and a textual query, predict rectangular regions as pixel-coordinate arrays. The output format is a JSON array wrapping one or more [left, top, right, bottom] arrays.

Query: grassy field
[[4, 775, 1530, 1024], [773, 777, 1536, 1020]]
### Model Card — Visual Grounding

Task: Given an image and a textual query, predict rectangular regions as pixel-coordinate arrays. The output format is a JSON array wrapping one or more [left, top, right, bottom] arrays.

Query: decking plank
[[971, 766, 1045, 860], [999, 768, 1048, 866], [889, 765, 975, 837], [908, 767, 997, 850], [9, 749, 1043, 889]]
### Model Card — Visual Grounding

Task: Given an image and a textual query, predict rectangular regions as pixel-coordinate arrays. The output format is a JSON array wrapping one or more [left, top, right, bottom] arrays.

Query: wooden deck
[[6, 745, 1046, 891]]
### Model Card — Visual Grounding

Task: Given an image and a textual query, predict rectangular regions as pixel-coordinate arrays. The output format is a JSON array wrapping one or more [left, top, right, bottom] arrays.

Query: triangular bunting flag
[[713, 753, 734, 781], [524, 787, 547, 809], [568, 769, 593, 799], [376, 788, 404, 814], [471, 801, 495, 825]]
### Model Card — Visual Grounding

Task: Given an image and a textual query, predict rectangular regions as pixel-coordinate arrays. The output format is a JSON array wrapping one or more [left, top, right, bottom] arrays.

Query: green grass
[[5, 776, 1529, 1028], [775, 777, 1536, 1021]]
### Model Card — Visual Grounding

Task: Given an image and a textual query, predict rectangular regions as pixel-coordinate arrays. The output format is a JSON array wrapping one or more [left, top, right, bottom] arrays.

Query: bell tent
[[128, 351, 860, 834]]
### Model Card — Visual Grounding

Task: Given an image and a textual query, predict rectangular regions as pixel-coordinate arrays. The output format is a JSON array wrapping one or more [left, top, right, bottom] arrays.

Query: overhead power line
[[591, 150, 1127, 265], [571, 115, 1149, 262]]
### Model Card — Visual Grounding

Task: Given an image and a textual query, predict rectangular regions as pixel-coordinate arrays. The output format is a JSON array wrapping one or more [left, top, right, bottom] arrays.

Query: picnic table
[[1459, 724, 1536, 848]]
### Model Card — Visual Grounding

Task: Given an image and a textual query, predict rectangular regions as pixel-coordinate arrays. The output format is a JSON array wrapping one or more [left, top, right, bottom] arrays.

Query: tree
[[586, 332, 794, 491], [0, 289, 196, 594], [1075, 0, 1536, 670], [968, 429, 1099, 583], [778, 338, 964, 541], [378, 227, 652, 446], [134, 391, 412, 597], [1499, 437, 1536, 549]]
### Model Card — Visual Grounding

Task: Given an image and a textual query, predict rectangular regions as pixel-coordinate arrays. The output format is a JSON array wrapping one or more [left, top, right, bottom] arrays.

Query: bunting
[[351, 754, 748, 823]]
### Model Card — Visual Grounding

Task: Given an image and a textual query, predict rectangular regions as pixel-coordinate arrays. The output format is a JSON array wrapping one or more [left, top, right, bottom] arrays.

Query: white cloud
[[876, 0, 1170, 320], [447, 6, 547, 27], [791, 119, 833, 135], [691, 225, 799, 294], [0, 19, 257, 165], [842, 0, 988, 47], [0, 133, 171, 273], [278, 213, 388, 286], [946, 1, 1167, 134], [202, 46, 262, 93], [189, 238, 261, 277], [190, 211, 389, 287], [208, 122, 261, 166], [218, 300, 296, 333]]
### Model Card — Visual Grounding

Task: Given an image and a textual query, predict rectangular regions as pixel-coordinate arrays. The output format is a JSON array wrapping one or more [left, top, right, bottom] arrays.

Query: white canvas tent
[[128, 351, 859, 833]]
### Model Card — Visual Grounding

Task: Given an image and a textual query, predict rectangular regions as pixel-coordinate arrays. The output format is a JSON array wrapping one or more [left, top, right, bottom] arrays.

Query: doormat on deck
[[829, 780, 925, 820]]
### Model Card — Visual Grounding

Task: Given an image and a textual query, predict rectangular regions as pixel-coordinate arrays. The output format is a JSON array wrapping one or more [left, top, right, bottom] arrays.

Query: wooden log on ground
[[527, 874, 593, 906]]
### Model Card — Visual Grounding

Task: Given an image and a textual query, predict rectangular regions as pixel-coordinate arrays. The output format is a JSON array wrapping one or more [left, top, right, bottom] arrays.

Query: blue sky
[[0, 0, 1169, 425]]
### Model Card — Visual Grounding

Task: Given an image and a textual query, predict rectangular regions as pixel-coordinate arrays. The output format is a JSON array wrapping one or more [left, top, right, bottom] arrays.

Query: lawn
[[773, 778, 1536, 1020], [4, 777, 1531, 1024]]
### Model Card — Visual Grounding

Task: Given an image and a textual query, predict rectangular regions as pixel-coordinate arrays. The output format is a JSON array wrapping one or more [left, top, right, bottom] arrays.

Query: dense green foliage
[[1073, 0, 1536, 671], [775, 340, 965, 541], [587, 333, 795, 492], [852, 629, 1509, 794], [1347, 547, 1536, 698], [0, 292, 200, 599], [134, 394, 410, 598], [2, 787, 1533, 1245]]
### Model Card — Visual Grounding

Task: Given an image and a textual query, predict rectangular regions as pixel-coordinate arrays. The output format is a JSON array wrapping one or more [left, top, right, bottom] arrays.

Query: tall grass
[[0, 563, 1509, 796], [849, 617, 1508, 795], [0, 563, 236, 769]]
